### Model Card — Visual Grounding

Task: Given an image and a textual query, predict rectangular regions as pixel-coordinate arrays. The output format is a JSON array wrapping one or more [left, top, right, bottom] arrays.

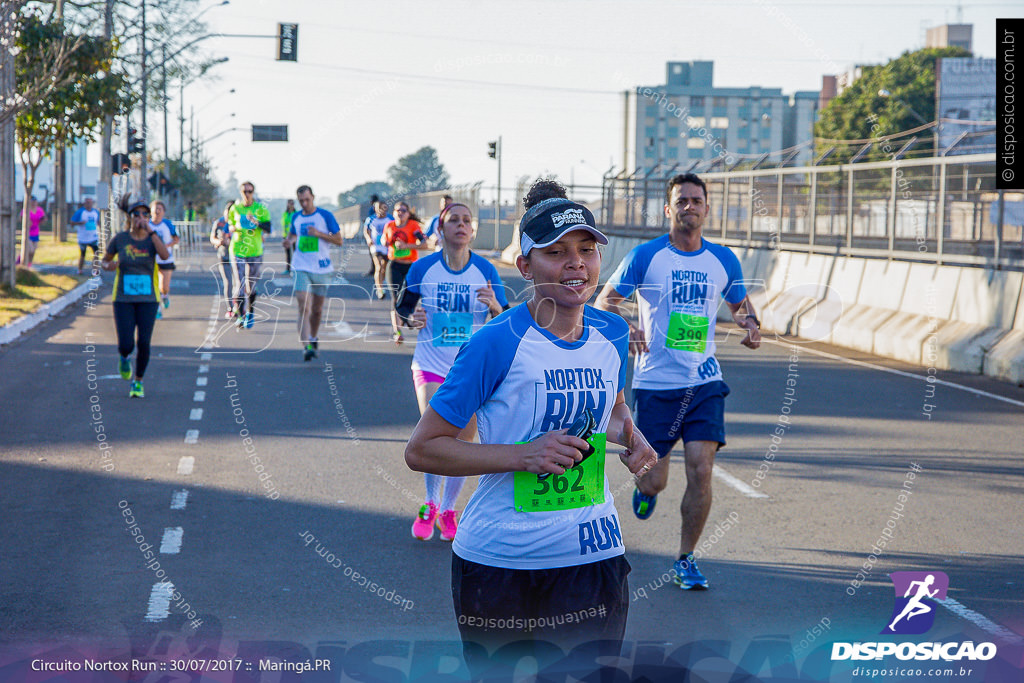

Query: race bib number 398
[[513, 434, 606, 512], [666, 312, 709, 353]]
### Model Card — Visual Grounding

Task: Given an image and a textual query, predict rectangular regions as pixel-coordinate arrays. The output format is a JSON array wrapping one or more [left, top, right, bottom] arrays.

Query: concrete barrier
[[793, 256, 865, 343], [983, 274, 1024, 384]]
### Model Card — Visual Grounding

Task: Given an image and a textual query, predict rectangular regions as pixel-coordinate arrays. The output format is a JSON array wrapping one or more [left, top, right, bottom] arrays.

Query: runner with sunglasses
[[405, 189, 657, 672], [100, 199, 170, 398], [395, 202, 509, 541], [227, 181, 272, 328]]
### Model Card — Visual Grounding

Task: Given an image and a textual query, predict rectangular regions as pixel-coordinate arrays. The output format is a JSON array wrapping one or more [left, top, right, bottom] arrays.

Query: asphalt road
[[1, 238, 1022, 682]]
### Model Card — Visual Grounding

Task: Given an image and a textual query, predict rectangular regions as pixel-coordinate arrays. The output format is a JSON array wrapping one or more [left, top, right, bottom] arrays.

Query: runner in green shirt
[[281, 199, 297, 274], [227, 180, 272, 328]]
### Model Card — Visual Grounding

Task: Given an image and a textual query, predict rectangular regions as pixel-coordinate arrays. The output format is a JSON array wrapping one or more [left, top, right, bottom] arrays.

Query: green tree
[[386, 146, 449, 196], [159, 157, 218, 215], [15, 10, 131, 262], [815, 47, 970, 163], [337, 181, 393, 208]]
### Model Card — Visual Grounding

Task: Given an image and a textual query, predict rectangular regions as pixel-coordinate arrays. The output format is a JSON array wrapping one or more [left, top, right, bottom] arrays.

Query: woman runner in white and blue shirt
[[395, 203, 509, 542], [405, 194, 657, 673]]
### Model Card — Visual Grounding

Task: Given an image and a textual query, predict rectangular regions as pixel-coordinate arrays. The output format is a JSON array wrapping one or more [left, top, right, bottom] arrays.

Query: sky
[[163, 0, 1016, 204]]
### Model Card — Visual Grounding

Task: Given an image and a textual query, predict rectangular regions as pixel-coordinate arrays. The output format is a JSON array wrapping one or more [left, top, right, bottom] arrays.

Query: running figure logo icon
[[882, 571, 949, 635]]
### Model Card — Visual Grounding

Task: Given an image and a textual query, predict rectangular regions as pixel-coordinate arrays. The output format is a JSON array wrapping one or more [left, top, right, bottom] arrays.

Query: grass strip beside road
[[0, 267, 87, 327]]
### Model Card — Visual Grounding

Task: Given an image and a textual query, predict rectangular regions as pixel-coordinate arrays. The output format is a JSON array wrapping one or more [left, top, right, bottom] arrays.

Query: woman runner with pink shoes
[[395, 202, 509, 541]]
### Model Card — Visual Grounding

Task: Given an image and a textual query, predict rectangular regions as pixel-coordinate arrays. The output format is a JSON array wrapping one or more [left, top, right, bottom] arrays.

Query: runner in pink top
[[20, 197, 46, 266]]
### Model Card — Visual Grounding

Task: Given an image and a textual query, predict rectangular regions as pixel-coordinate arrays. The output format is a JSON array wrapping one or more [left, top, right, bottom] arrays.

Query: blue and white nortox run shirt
[[290, 207, 341, 274], [403, 251, 508, 377], [73, 208, 101, 244], [150, 219, 177, 265], [429, 304, 629, 570], [608, 235, 747, 390]]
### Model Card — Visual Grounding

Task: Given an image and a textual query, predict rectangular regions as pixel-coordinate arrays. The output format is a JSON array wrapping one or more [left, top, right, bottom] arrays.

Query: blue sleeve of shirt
[[585, 307, 629, 393], [429, 309, 522, 429], [707, 242, 747, 304], [404, 257, 427, 295], [424, 216, 439, 239], [164, 219, 177, 237], [479, 257, 510, 308], [608, 238, 660, 298], [72, 209, 84, 222], [321, 208, 341, 234]]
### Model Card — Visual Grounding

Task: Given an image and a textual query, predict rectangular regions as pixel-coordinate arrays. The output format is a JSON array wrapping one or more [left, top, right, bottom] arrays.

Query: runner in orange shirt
[[383, 201, 427, 343]]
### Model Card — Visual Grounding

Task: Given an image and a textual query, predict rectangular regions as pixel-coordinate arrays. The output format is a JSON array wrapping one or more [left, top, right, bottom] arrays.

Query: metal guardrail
[[601, 153, 1024, 270]]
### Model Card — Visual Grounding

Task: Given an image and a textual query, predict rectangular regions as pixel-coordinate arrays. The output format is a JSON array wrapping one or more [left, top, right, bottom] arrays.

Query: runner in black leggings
[[101, 199, 170, 398]]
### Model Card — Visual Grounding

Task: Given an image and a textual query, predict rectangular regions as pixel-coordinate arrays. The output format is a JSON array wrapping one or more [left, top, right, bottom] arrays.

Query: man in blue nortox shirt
[[406, 190, 657, 675], [597, 172, 761, 591], [285, 185, 343, 361]]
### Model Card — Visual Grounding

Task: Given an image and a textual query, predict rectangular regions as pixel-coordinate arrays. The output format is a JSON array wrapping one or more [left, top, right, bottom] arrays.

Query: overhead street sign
[[252, 125, 289, 142], [277, 23, 298, 61]]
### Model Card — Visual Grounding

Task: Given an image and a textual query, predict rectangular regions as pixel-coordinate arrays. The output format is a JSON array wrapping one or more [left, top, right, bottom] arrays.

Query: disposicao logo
[[883, 571, 948, 635], [831, 571, 998, 662]]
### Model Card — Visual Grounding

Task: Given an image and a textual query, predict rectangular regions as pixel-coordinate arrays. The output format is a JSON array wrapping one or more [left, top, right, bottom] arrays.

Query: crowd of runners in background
[[91, 173, 763, 671]]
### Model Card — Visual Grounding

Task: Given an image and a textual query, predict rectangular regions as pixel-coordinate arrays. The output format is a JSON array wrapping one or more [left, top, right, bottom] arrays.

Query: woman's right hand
[[409, 308, 427, 329], [519, 429, 589, 477], [101, 260, 116, 272]]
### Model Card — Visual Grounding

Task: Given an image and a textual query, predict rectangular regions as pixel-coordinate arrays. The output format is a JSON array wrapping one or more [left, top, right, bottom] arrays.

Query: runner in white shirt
[[596, 172, 761, 591], [149, 200, 179, 315], [405, 190, 657, 675], [285, 185, 343, 361], [395, 202, 509, 542], [71, 197, 101, 274]]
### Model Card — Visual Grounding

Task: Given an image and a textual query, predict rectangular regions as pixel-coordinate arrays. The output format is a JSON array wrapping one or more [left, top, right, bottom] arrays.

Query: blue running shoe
[[118, 356, 132, 380], [633, 488, 657, 520], [672, 554, 709, 590], [244, 311, 254, 329]]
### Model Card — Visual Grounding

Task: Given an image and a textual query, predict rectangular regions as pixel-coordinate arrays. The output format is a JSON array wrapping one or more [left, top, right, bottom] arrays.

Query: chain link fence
[[600, 153, 1022, 269]]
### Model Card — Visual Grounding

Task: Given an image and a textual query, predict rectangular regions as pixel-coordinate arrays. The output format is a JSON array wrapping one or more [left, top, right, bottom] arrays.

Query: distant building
[[926, 24, 972, 51], [13, 138, 98, 203], [936, 57, 995, 155], [634, 61, 820, 172]]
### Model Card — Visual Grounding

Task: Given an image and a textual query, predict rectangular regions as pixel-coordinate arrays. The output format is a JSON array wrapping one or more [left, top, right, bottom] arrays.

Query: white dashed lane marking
[[144, 582, 175, 622], [713, 464, 769, 499], [177, 456, 194, 474], [189, 408, 203, 421], [170, 490, 189, 510], [193, 391, 206, 402], [196, 377, 207, 386], [159, 527, 184, 554]]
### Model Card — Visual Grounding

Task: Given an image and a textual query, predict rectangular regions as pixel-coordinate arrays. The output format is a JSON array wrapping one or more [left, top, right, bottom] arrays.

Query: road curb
[[0, 276, 99, 346]]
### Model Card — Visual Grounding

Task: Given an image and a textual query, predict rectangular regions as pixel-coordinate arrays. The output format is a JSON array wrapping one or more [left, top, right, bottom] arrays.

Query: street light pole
[[140, 0, 147, 200]]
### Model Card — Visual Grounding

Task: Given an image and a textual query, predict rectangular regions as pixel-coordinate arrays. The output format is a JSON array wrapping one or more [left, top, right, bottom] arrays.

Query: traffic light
[[487, 141, 497, 159], [128, 128, 144, 154]]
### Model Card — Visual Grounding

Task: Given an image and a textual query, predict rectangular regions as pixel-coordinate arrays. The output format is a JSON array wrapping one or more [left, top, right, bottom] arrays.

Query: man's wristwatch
[[745, 314, 761, 329]]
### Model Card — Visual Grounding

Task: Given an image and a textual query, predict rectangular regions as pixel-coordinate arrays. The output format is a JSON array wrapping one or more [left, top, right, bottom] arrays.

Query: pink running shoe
[[437, 509, 459, 541], [412, 502, 438, 541]]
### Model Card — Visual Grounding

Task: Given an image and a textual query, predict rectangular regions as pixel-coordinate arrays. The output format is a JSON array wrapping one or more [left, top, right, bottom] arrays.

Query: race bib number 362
[[666, 312, 709, 353], [513, 434, 606, 512]]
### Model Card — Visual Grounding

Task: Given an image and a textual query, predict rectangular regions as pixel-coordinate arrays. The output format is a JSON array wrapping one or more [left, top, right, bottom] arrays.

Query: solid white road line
[[713, 464, 770, 499], [144, 582, 174, 622], [170, 490, 189, 510], [940, 597, 1024, 644], [177, 456, 194, 474], [764, 339, 1024, 409], [159, 527, 184, 554]]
